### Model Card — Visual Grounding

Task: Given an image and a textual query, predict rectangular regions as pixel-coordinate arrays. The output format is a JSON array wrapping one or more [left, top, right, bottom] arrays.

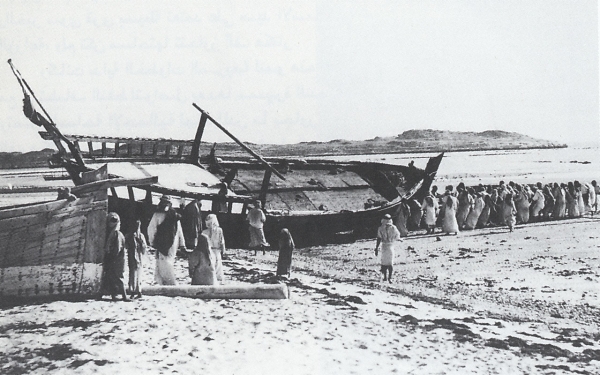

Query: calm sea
[[1, 147, 599, 206], [329, 147, 600, 187]]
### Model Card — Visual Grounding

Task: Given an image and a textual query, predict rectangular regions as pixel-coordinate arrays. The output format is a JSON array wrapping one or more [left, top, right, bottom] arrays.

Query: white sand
[[1, 216, 600, 374]]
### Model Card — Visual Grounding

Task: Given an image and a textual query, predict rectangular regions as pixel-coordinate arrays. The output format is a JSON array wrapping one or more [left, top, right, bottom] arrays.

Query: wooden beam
[[259, 169, 272, 209], [192, 103, 286, 181], [71, 176, 159, 196], [143, 284, 289, 299], [102, 142, 107, 157], [87, 141, 93, 157], [127, 144, 133, 157], [114, 142, 119, 157], [190, 112, 208, 164]]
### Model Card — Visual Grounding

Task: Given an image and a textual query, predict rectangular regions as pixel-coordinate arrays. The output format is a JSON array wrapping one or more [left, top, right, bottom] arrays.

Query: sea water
[[328, 147, 600, 187]]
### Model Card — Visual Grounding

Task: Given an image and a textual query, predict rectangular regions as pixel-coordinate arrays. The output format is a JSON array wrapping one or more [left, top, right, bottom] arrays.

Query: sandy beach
[[1, 214, 599, 374]]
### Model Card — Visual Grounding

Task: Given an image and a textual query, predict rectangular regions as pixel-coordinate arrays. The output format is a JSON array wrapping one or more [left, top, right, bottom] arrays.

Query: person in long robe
[[375, 214, 402, 283], [408, 198, 423, 231], [574, 181, 585, 217], [587, 182, 596, 215], [422, 195, 438, 234], [552, 183, 566, 219], [542, 185, 555, 219], [276, 228, 295, 277], [464, 192, 484, 230], [181, 199, 203, 250], [455, 188, 472, 229], [592, 180, 599, 214], [565, 183, 579, 218], [529, 184, 545, 220], [476, 191, 492, 228], [502, 194, 517, 232], [188, 233, 217, 285], [202, 214, 225, 282], [147, 196, 186, 285], [100, 213, 129, 301], [247, 200, 270, 254], [393, 199, 411, 237], [514, 186, 530, 224], [125, 219, 147, 299], [442, 193, 459, 235]]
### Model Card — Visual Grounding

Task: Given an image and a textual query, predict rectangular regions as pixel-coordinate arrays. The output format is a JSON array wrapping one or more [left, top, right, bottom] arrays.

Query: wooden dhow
[[7, 60, 443, 248]]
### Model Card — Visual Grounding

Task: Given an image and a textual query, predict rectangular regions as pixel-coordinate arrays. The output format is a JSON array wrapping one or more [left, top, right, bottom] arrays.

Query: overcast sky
[[0, 1, 597, 152]]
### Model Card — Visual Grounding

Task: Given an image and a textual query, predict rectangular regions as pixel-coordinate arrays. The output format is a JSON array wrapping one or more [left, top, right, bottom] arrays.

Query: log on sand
[[143, 284, 289, 300]]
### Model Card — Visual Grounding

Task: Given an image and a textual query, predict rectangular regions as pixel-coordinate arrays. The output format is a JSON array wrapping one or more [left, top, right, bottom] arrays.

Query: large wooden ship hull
[[26, 118, 443, 249], [0, 191, 106, 303], [7, 60, 443, 248]]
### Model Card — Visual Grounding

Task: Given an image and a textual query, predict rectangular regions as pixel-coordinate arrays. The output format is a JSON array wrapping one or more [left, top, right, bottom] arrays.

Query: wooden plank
[[0, 199, 71, 220], [143, 284, 289, 299], [71, 176, 158, 195], [83, 209, 105, 264]]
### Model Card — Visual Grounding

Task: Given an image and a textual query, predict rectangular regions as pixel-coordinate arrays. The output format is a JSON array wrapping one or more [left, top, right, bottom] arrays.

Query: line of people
[[392, 180, 599, 237]]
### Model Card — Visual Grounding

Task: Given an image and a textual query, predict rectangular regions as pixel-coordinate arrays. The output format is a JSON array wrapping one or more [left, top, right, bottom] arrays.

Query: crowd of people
[[374, 179, 599, 282], [98, 195, 295, 302], [392, 180, 599, 237]]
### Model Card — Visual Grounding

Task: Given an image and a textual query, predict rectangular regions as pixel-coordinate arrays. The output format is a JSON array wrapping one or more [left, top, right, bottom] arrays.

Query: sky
[[0, 0, 597, 152]]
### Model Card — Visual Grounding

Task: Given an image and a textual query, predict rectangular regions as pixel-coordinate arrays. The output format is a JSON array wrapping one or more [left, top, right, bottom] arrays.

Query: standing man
[[182, 198, 203, 250], [375, 213, 402, 283], [247, 200, 270, 255]]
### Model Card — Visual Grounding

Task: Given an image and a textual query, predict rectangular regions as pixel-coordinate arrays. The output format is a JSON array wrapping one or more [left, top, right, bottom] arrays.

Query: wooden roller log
[[143, 284, 289, 300]]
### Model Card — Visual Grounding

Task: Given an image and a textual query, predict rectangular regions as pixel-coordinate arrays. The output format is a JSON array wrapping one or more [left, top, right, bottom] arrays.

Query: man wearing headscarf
[[188, 233, 217, 285], [375, 214, 402, 283], [147, 195, 186, 285], [100, 212, 129, 301], [247, 200, 270, 254], [125, 219, 147, 299], [202, 214, 225, 281], [276, 228, 295, 277], [182, 199, 204, 249]]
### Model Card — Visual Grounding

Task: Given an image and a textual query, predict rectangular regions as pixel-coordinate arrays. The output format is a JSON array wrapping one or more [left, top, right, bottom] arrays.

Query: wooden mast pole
[[192, 103, 286, 181]]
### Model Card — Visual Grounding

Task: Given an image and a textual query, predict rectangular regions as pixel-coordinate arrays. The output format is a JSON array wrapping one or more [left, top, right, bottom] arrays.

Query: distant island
[[0, 129, 566, 169], [209, 129, 567, 158]]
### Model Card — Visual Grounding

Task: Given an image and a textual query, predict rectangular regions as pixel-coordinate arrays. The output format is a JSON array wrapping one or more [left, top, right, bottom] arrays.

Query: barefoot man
[[375, 213, 402, 283]]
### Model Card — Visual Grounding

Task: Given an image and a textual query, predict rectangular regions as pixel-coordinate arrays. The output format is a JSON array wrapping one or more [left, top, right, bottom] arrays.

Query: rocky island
[[0, 129, 565, 168]]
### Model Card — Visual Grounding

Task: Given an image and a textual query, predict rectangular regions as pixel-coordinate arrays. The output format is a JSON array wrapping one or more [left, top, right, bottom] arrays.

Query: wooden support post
[[127, 144, 133, 157], [165, 144, 172, 157], [259, 169, 272, 209], [87, 141, 94, 158], [127, 186, 135, 201], [190, 112, 208, 165], [144, 189, 153, 204], [102, 142, 107, 157], [140, 143, 145, 156], [176, 143, 184, 158], [153, 143, 159, 157], [110, 187, 118, 198]]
